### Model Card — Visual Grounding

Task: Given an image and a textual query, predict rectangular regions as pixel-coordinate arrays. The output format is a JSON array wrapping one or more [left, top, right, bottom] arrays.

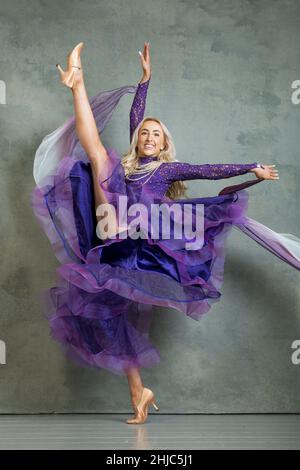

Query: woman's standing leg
[[126, 367, 145, 412]]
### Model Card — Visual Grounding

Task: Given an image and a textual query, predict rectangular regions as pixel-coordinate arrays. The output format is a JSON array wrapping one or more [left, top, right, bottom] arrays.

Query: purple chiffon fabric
[[31, 82, 300, 376]]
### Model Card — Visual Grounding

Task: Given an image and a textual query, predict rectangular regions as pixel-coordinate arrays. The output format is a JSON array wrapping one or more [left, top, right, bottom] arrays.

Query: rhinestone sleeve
[[157, 161, 259, 183], [129, 78, 151, 143]]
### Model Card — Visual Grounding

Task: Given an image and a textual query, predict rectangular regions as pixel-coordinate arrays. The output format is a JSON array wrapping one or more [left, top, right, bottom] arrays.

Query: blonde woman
[[32, 42, 299, 425]]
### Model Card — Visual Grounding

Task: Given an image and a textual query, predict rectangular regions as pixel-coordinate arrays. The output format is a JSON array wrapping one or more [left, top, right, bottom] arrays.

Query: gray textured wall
[[0, 0, 300, 413]]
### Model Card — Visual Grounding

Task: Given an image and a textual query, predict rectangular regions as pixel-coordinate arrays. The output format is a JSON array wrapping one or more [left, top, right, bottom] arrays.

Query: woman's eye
[[141, 132, 160, 137]]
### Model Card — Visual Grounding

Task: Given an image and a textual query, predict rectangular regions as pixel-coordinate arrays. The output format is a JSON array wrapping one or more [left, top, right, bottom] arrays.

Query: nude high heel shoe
[[56, 42, 85, 89], [126, 387, 159, 425]]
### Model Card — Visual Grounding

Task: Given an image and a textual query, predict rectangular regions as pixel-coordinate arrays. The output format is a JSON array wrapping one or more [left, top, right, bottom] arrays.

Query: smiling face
[[136, 120, 165, 158]]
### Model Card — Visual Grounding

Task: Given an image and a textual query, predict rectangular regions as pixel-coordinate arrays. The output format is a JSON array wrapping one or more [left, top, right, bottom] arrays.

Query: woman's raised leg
[[56, 43, 119, 237]]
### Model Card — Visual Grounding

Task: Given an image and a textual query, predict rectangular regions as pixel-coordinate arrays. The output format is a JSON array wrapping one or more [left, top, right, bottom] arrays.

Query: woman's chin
[[141, 152, 158, 157]]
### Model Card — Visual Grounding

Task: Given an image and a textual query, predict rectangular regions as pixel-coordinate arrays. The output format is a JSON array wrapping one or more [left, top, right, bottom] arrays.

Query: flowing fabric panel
[[234, 217, 300, 270], [31, 83, 300, 376]]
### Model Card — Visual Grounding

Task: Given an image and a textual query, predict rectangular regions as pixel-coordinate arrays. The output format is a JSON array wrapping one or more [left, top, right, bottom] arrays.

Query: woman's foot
[[56, 42, 85, 90], [126, 387, 159, 425]]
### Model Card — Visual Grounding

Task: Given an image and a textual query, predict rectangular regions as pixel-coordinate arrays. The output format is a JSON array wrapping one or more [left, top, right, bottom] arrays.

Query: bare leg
[[57, 43, 119, 236], [71, 80, 109, 211], [126, 367, 145, 412], [72, 84, 105, 160], [71, 80, 125, 238]]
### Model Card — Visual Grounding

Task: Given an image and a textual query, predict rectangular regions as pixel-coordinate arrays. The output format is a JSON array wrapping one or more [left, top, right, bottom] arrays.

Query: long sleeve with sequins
[[129, 78, 151, 142], [157, 161, 259, 183]]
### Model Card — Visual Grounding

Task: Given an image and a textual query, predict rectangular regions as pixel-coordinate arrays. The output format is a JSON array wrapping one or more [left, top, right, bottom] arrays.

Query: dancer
[[31, 42, 300, 424]]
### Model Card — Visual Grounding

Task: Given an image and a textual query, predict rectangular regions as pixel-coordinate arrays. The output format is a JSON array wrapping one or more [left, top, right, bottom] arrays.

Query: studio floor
[[0, 414, 299, 450]]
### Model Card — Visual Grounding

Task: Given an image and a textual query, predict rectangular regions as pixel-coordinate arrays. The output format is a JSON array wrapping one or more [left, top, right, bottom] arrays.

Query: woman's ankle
[[71, 76, 85, 93], [130, 385, 144, 401]]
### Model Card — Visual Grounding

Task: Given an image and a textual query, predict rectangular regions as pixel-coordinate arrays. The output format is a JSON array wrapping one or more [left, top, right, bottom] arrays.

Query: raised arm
[[158, 161, 259, 183], [130, 42, 152, 142], [129, 77, 150, 142]]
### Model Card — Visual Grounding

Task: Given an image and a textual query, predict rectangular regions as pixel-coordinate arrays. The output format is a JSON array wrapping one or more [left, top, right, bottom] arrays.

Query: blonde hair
[[121, 117, 187, 200]]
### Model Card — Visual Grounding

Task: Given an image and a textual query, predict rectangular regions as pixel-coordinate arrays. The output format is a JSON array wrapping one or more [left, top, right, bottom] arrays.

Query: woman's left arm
[[159, 161, 279, 182], [129, 42, 152, 142]]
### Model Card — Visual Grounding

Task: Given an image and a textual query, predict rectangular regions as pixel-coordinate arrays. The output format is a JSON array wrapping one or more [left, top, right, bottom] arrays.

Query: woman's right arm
[[129, 42, 152, 142], [129, 78, 151, 142]]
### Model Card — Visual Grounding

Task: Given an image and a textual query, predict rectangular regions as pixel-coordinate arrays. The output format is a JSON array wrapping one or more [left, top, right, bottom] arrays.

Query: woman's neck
[[138, 155, 159, 163]]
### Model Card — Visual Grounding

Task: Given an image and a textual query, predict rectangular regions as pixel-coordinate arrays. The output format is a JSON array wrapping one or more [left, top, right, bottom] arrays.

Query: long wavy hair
[[121, 117, 187, 200]]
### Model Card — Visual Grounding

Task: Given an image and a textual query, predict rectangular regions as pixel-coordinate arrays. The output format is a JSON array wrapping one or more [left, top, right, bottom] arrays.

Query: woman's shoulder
[[154, 160, 183, 181], [158, 160, 181, 168]]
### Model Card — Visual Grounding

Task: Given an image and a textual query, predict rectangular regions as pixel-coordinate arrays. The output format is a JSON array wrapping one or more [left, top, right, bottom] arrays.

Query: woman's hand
[[139, 42, 151, 81], [250, 164, 279, 180]]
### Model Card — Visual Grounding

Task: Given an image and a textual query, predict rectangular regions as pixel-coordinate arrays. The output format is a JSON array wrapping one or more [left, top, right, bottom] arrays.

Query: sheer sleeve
[[158, 161, 259, 183], [129, 78, 150, 143]]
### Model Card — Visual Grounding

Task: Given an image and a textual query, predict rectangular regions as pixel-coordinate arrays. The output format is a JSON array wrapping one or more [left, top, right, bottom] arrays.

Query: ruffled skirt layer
[[31, 85, 300, 376]]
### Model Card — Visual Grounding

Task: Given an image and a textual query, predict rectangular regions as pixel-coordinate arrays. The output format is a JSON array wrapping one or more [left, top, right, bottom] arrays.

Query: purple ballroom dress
[[31, 78, 300, 376]]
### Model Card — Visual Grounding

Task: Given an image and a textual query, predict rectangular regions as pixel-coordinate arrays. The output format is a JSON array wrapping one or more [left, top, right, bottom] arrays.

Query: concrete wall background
[[0, 0, 300, 413]]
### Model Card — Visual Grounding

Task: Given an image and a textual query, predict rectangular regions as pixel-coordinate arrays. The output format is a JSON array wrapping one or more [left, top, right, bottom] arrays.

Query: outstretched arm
[[158, 161, 279, 182], [129, 42, 152, 142]]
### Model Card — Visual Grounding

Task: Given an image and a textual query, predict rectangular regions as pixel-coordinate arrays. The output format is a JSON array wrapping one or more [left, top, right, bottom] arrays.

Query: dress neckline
[[138, 155, 159, 164]]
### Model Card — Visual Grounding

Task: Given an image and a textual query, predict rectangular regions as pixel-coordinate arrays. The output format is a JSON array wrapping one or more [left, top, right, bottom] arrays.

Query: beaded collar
[[125, 155, 161, 185], [138, 155, 159, 164]]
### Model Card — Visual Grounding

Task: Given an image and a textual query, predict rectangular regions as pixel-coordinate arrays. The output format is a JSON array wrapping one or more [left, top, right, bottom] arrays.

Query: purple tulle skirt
[[31, 86, 300, 376]]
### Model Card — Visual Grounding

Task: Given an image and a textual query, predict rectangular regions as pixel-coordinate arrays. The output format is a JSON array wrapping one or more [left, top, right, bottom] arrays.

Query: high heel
[[126, 387, 159, 425], [152, 401, 159, 411], [56, 42, 85, 89]]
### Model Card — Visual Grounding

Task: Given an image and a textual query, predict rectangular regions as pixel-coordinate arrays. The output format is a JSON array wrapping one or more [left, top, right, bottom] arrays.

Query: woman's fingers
[[261, 164, 279, 179], [269, 169, 279, 179], [143, 42, 150, 61], [139, 42, 149, 63], [140, 42, 148, 58], [138, 43, 151, 77], [139, 51, 144, 63], [145, 42, 150, 60], [259, 164, 280, 180]]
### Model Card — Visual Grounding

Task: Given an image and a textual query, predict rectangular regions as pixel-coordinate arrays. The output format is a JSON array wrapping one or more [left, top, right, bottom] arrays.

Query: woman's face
[[136, 120, 165, 158]]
